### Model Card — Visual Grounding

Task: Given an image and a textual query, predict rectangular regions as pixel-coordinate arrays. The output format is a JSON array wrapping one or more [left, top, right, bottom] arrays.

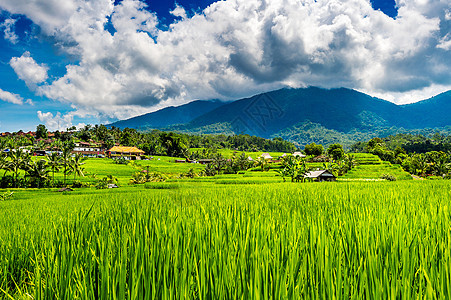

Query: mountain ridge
[[108, 87, 451, 145]]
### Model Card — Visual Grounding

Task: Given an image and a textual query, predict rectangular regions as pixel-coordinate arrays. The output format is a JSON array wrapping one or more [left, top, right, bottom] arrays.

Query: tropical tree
[[341, 154, 357, 173], [254, 156, 269, 172], [36, 124, 48, 139], [52, 139, 63, 153], [281, 155, 307, 182], [304, 143, 324, 157], [46, 152, 61, 184], [0, 138, 6, 151], [61, 143, 74, 185], [212, 153, 227, 173], [234, 152, 251, 171], [275, 167, 290, 182], [25, 159, 50, 188], [427, 151, 450, 177], [70, 153, 86, 182], [323, 162, 340, 177], [327, 143, 345, 161], [5, 148, 31, 187], [0, 152, 7, 176]]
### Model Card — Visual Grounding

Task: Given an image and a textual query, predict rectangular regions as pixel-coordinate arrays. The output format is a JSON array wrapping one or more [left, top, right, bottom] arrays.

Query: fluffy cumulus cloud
[[0, 88, 25, 105], [9, 52, 49, 88], [1, 18, 18, 43], [1, 0, 451, 120], [37, 111, 85, 131]]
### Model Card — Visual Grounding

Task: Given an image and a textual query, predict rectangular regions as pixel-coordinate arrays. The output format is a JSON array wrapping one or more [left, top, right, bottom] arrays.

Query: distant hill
[[186, 87, 404, 136], [109, 87, 451, 147], [401, 91, 451, 128], [109, 100, 225, 129]]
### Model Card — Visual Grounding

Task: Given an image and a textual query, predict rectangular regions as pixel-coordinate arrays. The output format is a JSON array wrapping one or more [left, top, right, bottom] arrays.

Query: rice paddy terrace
[[1, 181, 451, 298], [341, 153, 412, 181], [1, 152, 449, 299]]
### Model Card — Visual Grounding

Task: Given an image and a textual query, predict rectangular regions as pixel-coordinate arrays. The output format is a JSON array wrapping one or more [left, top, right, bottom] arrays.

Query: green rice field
[[1, 181, 451, 298]]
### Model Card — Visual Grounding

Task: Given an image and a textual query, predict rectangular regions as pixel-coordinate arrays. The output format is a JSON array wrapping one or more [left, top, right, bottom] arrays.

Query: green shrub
[[380, 174, 396, 181]]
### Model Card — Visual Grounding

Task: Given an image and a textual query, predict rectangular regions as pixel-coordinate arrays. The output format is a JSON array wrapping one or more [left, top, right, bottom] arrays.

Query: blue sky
[[0, 0, 449, 132]]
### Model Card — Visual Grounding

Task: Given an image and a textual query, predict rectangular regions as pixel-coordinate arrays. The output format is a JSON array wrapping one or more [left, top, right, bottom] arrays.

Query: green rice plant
[[1, 182, 451, 298]]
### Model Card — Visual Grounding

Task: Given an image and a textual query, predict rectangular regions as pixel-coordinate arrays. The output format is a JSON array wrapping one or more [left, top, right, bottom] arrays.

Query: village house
[[107, 146, 145, 160], [261, 153, 273, 160], [293, 152, 306, 158], [197, 159, 214, 165], [304, 170, 336, 182], [72, 142, 105, 157]]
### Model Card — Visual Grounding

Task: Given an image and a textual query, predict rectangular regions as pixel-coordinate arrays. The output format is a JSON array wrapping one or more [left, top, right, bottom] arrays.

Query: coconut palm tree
[[0, 152, 7, 176], [255, 156, 268, 172], [212, 153, 226, 173], [25, 159, 50, 188], [0, 138, 6, 152], [6, 148, 31, 187], [46, 152, 61, 184], [52, 139, 63, 154], [61, 143, 74, 185], [70, 153, 86, 182]]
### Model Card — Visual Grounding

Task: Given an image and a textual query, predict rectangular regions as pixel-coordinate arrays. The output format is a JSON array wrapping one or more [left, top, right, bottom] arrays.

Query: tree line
[[352, 136, 451, 178], [0, 140, 85, 188]]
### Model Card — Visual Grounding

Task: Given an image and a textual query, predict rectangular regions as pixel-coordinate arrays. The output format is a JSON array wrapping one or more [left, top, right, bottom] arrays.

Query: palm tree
[[52, 139, 63, 154], [46, 152, 62, 184], [0, 152, 7, 176], [255, 156, 268, 172], [344, 154, 357, 170], [212, 153, 226, 173], [6, 148, 31, 187], [0, 139, 6, 152], [70, 153, 86, 182], [61, 144, 73, 185], [25, 159, 50, 188], [275, 167, 289, 182]]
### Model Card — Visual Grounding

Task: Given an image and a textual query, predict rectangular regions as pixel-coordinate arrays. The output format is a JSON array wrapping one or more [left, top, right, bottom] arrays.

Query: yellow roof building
[[108, 146, 145, 154]]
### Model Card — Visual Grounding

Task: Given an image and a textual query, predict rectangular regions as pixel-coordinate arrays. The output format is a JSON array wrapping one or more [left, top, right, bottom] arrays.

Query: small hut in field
[[293, 152, 306, 158], [261, 153, 273, 160], [304, 170, 336, 182]]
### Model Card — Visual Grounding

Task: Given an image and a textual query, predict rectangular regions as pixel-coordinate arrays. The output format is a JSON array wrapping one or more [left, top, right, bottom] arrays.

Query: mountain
[[401, 91, 451, 128], [110, 87, 451, 146], [185, 87, 404, 136], [109, 100, 225, 129]]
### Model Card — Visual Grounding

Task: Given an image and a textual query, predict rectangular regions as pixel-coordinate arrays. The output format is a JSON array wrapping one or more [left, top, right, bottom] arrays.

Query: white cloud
[[37, 110, 85, 131], [2, 0, 451, 121], [0, 0, 79, 34], [0, 88, 24, 105], [9, 52, 49, 88], [171, 4, 187, 20], [1, 18, 18, 44]]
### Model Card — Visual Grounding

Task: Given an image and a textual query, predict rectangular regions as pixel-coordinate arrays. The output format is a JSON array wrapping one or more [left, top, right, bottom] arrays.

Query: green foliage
[[35, 124, 48, 140], [279, 155, 307, 182], [327, 143, 345, 161], [304, 142, 324, 156], [380, 174, 397, 181], [0, 191, 13, 201], [130, 171, 167, 184], [114, 157, 129, 165], [95, 175, 119, 189]]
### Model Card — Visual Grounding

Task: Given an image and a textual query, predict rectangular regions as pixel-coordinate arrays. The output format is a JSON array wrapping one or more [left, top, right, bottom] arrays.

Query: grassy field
[[1, 181, 451, 298], [341, 153, 413, 181], [189, 148, 286, 160]]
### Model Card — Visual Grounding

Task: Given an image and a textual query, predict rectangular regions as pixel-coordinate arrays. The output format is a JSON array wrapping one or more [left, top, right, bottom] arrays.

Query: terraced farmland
[[341, 153, 412, 181]]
